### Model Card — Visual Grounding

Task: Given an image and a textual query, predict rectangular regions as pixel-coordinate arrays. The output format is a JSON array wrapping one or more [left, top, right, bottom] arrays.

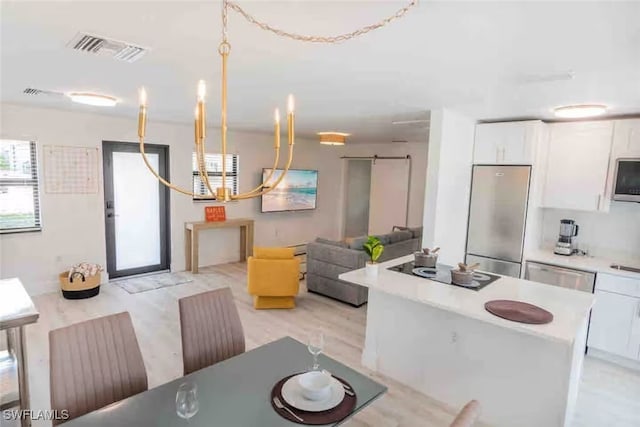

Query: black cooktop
[[387, 261, 501, 291]]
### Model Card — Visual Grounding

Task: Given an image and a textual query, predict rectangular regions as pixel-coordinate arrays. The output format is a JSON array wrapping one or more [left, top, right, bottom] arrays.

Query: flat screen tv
[[261, 168, 318, 213]]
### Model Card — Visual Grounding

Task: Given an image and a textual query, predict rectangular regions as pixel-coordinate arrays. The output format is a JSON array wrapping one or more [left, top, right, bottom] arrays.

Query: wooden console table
[[185, 219, 255, 273]]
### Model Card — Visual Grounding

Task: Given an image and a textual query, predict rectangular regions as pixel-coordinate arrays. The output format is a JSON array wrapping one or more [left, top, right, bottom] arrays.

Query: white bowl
[[297, 371, 332, 401]]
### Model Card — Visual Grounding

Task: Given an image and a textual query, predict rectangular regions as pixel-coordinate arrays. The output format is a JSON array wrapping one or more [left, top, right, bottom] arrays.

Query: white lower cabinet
[[587, 274, 640, 361]]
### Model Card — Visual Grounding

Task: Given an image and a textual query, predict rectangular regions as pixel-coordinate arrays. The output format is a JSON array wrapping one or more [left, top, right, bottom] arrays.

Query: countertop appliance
[[465, 165, 531, 278], [524, 261, 595, 293], [388, 261, 501, 291], [554, 219, 579, 256], [612, 158, 640, 202]]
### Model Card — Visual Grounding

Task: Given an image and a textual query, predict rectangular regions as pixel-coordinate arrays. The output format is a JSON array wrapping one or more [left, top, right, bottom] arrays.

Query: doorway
[[102, 141, 170, 279]]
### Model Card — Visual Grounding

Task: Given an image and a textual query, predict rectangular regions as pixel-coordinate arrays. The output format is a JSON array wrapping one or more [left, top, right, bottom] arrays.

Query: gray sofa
[[306, 226, 422, 306]]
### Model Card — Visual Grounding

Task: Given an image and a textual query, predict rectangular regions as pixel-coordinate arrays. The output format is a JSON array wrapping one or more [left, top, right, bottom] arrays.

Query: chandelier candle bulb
[[274, 108, 281, 149], [137, 87, 147, 138], [197, 80, 206, 101], [197, 80, 206, 139], [139, 87, 147, 107]]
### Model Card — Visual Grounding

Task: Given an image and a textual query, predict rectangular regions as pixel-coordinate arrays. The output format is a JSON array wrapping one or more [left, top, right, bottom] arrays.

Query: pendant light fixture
[[135, 0, 417, 201]]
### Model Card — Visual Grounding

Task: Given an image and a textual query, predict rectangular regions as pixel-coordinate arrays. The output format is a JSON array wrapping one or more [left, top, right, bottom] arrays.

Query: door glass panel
[[112, 152, 161, 270]]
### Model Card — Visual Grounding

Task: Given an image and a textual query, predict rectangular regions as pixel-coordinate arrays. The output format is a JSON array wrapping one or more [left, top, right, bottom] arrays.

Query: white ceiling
[[1, 1, 639, 144]]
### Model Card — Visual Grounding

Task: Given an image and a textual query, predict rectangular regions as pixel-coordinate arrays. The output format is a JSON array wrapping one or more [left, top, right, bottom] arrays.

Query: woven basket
[[59, 271, 101, 299]]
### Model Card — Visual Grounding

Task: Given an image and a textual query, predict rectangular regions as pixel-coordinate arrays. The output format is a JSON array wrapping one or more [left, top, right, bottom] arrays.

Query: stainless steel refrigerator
[[465, 165, 531, 278]]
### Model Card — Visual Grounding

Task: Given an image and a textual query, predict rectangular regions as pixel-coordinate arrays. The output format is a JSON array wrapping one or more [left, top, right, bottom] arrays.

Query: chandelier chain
[[222, 0, 229, 43], [225, 0, 417, 44]]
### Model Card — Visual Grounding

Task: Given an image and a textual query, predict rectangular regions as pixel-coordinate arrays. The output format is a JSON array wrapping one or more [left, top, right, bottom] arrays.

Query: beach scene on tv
[[261, 169, 318, 212]]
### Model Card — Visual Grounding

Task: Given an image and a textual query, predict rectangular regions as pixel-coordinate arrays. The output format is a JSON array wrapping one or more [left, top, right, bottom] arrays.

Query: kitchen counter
[[339, 254, 594, 344], [339, 255, 594, 427], [525, 249, 640, 280]]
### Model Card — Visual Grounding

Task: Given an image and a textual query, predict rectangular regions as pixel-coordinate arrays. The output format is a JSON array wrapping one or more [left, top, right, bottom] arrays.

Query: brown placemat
[[485, 300, 553, 324], [270, 373, 357, 425]]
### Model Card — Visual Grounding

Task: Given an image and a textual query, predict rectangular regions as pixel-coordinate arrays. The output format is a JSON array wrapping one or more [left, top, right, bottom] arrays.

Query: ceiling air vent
[[23, 88, 64, 97], [66, 32, 148, 63]]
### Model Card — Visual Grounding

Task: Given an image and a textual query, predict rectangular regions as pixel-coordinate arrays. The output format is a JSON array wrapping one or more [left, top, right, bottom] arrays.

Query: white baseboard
[[24, 271, 110, 297], [587, 347, 640, 371]]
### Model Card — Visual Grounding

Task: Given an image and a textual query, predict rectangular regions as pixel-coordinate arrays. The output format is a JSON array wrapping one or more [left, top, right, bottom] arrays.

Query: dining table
[[59, 336, 387, 426]]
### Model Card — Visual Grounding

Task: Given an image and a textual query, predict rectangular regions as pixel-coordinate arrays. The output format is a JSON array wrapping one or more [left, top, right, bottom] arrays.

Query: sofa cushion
[[393, 225, 423, 239], [346, 234, 391, 249], [345, 236, 367, 250], [315, 237, 347, 248], [387, 230, 412, 244], [253, 247, 295, 260], [375, 234, 391, 245]]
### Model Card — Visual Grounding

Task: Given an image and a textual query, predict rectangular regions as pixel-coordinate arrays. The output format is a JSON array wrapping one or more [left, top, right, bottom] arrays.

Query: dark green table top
[[60, 336, 387, 426]]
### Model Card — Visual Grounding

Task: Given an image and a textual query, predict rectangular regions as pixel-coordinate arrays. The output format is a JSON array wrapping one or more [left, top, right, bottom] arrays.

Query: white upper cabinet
[[474, 121, 540, 165], [612, 119, 640, 157], [541, 121, 614, 212]]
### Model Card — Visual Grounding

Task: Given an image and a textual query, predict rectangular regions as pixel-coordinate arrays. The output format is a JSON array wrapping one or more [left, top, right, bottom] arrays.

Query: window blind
[[0, 140, 42, 232], [192, 153, 239, 199]]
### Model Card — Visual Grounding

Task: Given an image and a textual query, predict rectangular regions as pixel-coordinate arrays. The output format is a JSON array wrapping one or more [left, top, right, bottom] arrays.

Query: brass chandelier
[[136, 0, 417, 201]]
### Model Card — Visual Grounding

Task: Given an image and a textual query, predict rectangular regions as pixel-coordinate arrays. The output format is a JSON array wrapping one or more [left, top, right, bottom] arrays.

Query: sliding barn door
[[368, 159, 410, 235], [343, 160, 372, 238]]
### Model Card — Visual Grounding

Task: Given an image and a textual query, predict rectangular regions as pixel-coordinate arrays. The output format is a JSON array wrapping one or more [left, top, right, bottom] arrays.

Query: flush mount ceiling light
[[553, 104, 608, 119], [317, 132, 350, 146], [68, 92, 118, 107]]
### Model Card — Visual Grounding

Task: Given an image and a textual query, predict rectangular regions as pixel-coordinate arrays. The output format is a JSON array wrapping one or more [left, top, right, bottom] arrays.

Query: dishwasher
[[524, 261, 596, 293]]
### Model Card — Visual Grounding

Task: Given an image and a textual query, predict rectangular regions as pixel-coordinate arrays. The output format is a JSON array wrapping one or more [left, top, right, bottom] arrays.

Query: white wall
[[0, 103, 428, 294], [421, 108, 476, 265], [0, 103, 341, 294], [540, 203, 640, 261]]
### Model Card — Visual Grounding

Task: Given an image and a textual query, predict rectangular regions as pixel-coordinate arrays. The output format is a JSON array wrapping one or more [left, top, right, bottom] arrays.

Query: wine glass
[[307, 330, 325, 371], [176, 382, 199, 420]]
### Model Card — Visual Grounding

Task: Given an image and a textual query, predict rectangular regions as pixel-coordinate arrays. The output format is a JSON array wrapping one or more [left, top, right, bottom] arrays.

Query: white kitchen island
[[339, 255, 595, 427]]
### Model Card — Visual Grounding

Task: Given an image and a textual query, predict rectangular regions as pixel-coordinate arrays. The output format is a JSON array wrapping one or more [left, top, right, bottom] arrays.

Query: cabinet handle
[[637, 301, 640, 318]]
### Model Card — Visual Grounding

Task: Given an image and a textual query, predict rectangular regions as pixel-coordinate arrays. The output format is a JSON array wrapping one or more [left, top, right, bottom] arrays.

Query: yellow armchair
[[247, 247, 300, 309]]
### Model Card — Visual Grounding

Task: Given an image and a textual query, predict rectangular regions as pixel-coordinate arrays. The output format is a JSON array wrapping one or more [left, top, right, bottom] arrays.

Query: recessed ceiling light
[[68, 92, 118, 107], [553, 104, 607, 119], [317, 132, 350, 146]]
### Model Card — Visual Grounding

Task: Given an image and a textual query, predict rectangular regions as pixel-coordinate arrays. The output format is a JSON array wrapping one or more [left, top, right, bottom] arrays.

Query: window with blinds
[[192, 153, 239, 199], [0, 140, 42, 233]]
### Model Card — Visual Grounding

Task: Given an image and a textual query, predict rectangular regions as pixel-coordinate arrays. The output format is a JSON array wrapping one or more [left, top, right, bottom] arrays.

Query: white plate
[[281, 375, 346, 412]]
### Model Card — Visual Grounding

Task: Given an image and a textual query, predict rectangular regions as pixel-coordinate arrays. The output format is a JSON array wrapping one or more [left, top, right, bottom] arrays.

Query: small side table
[[0, 278, 39, 427], [185, 219, 255, 273]]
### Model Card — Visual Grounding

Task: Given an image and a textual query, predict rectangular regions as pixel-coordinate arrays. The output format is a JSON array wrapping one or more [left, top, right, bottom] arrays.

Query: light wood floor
[[6, 262, 640, 426]]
